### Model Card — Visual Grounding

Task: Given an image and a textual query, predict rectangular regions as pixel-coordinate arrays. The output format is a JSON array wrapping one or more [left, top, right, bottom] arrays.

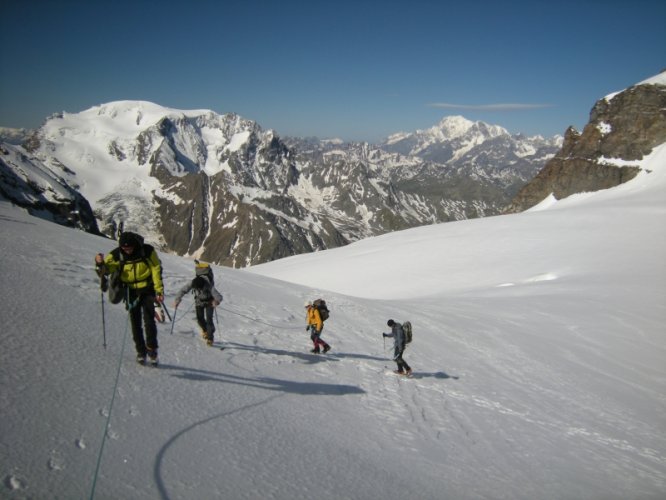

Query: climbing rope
[[89, 312, 131, 500], [167, 296, 302, 331], [219, 305, 303, 330], [89, 296, 301, 498]]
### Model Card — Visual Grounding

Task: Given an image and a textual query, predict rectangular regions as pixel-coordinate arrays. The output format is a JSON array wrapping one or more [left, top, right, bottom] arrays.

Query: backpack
[[107, 268, 126, 304], [402, 321, 413, 344], [195, 260, 214, 286], [313, 299, 329, 322], [191, 275, 214, 302]]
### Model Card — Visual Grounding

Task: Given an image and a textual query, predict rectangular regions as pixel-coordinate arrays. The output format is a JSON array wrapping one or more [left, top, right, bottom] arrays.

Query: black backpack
[[313, 299, 329, 322], [107, 269, 126, 304], [195, 260, 214, 286], [191, 275, 214, 302], [96, 262, 126, 304], [403, 321, 413, 344]]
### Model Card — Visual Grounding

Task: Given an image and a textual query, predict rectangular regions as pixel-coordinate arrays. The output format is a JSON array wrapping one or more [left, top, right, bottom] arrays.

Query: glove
[[212, 300, 220, 307], [382, 333, 387, 337], [155, 294, 164, 303]]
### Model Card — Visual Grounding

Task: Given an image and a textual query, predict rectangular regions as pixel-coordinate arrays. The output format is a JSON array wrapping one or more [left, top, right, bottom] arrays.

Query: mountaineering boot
[[310, 348, 320, 354], [393, 369, 405, 375], [147, 349, 158, 365], [136, 354, 146, 365], [206, 338, 213, 347], [322, 344, 331, 354]]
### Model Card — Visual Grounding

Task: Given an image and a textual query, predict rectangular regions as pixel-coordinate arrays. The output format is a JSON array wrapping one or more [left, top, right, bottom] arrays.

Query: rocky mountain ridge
[[505, 72, 666, 213], [0, 142, 99, 233]]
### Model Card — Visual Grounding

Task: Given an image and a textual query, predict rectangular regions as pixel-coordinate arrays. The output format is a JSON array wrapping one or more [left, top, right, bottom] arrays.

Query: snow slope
[[1, 142, 665, 499]]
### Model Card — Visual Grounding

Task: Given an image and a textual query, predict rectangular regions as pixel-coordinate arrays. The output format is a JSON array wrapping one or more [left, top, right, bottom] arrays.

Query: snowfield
[[1, 142, 665, 499]]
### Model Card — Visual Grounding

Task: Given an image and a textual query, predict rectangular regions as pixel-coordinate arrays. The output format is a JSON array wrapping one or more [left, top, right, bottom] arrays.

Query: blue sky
[[1, 0, 664, 142]]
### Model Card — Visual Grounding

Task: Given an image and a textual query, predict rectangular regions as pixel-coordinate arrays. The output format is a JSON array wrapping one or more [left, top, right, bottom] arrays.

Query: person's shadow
[[222, 341, 387, 363], [410, 371, 459, 380]]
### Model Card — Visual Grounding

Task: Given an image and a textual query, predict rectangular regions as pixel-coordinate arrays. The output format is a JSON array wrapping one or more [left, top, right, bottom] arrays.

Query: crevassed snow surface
[[1, 143, 665, 499]]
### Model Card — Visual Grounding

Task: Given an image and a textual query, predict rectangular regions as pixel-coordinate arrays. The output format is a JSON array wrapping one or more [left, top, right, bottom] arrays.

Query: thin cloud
[[427, 102, 554, 111]]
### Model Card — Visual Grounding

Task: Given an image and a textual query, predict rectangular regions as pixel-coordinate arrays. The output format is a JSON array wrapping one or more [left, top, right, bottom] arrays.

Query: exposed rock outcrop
[[505, 75, 666, 213]]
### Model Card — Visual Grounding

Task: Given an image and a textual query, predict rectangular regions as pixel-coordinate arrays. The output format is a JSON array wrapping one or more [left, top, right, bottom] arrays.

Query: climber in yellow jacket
[[305, 301, 330, 354], [95, 231, 164, 365]]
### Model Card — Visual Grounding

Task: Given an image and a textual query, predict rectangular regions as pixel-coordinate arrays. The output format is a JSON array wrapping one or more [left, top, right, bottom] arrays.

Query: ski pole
[[100, 288, 107, 349], [169, 306, 178, 335], [161, 302, 173, 322]]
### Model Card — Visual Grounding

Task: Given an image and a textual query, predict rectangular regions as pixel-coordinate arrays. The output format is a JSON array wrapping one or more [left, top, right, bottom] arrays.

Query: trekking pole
[[95, 259, 108, 349], [169, 306, 178, 335], [100, 288, 107, 349], [161, 302, 173, 322]]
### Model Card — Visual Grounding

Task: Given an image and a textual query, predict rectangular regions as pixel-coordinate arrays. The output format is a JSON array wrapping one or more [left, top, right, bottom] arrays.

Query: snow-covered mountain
[[17, 102, 330, 265], [1, 102, 561, 267], [382, 115, 561, 183], [385, 115, 511, 159], [1, 120, 664, 498]]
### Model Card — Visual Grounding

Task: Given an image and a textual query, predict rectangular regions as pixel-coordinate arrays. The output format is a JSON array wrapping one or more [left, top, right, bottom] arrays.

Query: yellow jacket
[[103, 247, 164, 295], [306, 306, 323, 332]]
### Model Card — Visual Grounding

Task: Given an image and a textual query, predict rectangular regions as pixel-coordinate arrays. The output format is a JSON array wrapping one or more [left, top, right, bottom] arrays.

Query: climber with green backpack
[[382, 319, 413, 376], [173, 261, 223, 347]]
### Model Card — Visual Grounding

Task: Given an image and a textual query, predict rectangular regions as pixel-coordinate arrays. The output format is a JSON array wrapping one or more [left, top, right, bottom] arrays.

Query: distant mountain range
[[4, 70, 664, 269]]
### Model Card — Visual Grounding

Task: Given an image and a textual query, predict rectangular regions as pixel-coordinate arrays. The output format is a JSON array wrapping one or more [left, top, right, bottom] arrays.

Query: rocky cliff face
[[504, 75, 666, 213], [0, 143, 100, 233], [135, 111, 351, 266]]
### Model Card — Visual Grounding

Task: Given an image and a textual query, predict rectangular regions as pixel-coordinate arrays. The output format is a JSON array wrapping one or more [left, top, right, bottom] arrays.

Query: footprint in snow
[[47, 451, 65, 471], [4, 474, 26, 491], [107, 429, 120, 440]]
